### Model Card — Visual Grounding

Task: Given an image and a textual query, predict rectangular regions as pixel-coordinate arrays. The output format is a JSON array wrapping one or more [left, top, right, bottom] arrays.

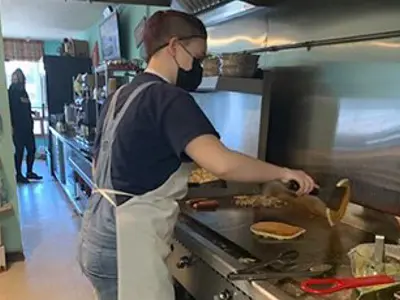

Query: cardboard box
[[72, 40, 89, 58]]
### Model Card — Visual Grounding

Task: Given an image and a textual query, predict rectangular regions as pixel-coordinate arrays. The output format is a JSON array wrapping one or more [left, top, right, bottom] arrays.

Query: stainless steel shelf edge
[[56, 173, 83, 216], [196, 76, 264, 95], [174, 220, 296, 300], [68, 157, 94, 189]]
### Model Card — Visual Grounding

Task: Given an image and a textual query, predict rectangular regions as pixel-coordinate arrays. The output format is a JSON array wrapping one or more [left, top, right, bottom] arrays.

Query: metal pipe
[[146, 5, 150, 17], [242, 29, 400, 54]]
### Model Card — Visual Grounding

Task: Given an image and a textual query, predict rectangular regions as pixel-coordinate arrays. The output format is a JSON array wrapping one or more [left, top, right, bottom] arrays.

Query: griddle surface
[[181, 198, 374, 267]]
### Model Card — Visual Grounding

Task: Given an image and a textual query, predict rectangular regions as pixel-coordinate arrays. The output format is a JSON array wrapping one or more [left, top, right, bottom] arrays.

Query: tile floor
[[0, 161, 95, 300]]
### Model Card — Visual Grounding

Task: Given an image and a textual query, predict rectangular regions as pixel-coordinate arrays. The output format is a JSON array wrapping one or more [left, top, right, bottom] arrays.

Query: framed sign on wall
[[134, 17, 147, 49]]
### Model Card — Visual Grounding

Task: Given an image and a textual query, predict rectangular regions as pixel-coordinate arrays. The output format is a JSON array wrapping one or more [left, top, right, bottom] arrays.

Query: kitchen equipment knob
[[214, 290, 233, 300], [176, 256, 192, 269]]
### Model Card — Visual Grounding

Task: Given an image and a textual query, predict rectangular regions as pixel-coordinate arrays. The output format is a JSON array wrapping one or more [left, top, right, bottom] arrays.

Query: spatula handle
[[287, 180, 319, 195]]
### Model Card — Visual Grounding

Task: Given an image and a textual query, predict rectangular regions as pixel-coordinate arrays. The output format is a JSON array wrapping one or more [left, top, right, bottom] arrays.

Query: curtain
[[3, 39, 44, 61]]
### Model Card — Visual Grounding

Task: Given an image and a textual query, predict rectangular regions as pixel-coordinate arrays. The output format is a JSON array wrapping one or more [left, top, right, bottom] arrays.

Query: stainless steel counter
[[169, 197, 399, 300], [49, 127, 94, 215]]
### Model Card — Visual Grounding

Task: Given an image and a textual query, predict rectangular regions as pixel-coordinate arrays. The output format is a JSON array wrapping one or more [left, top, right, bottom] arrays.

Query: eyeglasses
[[151, 36, 206, 62], [178, 43, 205, 64]]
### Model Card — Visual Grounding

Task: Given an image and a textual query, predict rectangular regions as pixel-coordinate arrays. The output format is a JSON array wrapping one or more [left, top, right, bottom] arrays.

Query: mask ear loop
[[175, 42, 198, 72]]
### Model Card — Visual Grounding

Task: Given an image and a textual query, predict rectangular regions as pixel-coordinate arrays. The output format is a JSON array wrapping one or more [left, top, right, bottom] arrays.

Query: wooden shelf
[[94, 64, 138, 74]]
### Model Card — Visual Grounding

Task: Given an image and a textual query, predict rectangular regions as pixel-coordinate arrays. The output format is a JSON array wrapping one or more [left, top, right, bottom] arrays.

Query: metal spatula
[[286, 180, 346, 211]]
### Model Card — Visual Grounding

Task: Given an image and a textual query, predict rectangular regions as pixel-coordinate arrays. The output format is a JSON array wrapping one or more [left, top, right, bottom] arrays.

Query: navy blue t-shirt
[[93, 73, 219, 205]]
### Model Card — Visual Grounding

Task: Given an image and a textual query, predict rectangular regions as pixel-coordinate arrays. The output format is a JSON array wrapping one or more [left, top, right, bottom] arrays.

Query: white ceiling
[[0, 0, 110, 40]]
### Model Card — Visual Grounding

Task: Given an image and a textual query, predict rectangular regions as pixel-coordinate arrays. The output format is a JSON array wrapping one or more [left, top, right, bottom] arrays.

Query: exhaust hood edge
[[171, 0, 277, 27], [88, 0, 172, 6], [87, 0, 279, 26]]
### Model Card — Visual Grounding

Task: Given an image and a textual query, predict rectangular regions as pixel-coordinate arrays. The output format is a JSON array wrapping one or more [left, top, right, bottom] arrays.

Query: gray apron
[[93, 81, 192, 300]]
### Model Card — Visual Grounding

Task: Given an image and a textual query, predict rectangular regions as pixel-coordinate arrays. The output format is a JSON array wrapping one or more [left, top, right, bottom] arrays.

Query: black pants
[[13, 132, 36, 175]]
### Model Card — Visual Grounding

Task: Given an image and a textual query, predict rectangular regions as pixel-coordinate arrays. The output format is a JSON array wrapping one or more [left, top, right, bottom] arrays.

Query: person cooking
[[78, 10, 317, 300], [8, 68, 42, 184]]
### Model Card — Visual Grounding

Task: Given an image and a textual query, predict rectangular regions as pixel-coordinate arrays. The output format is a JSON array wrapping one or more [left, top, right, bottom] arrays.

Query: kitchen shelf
[[196, 76, 264, 95], [94, 64, 138, 75], [69, 155, 93, 189]]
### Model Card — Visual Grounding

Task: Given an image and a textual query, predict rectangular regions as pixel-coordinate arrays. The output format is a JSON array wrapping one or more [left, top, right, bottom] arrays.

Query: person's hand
[[31, 111, 39, 118], [281, 168, 318, 196]]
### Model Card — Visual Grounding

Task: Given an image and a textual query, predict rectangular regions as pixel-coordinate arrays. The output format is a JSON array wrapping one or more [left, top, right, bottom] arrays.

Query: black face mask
[[12, 82, 24, 90], [175, 44, 203, 92]]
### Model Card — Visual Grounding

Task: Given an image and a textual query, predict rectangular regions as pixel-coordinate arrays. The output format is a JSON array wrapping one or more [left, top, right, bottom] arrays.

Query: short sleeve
[[161, 92, 219, 159]]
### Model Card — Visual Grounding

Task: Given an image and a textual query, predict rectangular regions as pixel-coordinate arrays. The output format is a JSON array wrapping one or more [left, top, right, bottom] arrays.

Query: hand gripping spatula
[[286, 178, 351, 226], [287, 179, 347, 211]]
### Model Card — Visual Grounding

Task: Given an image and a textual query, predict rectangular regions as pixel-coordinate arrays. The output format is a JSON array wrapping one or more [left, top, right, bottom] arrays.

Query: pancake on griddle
[[250, 222, 306, 240]]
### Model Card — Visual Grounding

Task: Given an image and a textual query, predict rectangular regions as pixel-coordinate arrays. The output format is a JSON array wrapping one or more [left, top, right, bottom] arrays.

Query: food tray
[[220, 53, 259, 78], [188, 180, 227, 189]]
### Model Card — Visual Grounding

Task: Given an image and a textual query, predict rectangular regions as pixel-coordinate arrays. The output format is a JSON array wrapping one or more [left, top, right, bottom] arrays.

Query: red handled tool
[[301, 274, 400, 295]]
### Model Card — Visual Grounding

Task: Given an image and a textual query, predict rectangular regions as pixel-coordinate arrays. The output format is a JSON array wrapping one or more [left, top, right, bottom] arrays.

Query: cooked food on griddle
[[189, 167, 219, 184], [185, 198, 220, 210], [250, 222, 306, 240], [326, 178, 351, 227], [233, 194, 287, 208]]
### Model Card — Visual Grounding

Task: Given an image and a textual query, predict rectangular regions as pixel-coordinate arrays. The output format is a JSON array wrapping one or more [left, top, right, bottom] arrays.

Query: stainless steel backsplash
[[197, 0, 400, 215], [193, 91, 263, 159]]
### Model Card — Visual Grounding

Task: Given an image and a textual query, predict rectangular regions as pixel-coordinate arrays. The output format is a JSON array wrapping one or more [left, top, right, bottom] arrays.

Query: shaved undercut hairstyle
[[143, 10, 207, 61]]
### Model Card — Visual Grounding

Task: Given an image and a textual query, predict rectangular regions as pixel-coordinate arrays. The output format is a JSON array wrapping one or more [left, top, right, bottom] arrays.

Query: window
[[5, 60, 47, 136]]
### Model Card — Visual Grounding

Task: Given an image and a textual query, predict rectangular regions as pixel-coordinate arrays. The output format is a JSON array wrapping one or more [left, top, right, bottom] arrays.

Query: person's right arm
[[161, 91, 316, 196], [185, 134, 315, 195]]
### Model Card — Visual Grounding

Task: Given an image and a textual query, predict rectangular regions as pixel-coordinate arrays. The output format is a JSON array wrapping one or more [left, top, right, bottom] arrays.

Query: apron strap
[[93, 189, 134, 207], [93, 80, 161, 206], [102, 81, 160, 138], [101, 84, 127, 137]]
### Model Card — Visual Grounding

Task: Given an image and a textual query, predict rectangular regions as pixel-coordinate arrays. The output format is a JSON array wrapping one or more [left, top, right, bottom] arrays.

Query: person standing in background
[[8, 68, 42, 183]]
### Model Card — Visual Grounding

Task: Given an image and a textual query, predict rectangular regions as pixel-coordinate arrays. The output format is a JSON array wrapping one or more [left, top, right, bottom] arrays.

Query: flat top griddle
[[181, 198, 375, 268]]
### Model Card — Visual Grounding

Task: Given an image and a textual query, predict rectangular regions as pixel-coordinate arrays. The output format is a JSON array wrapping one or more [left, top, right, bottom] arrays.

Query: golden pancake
[[250, 222, 306, 240]]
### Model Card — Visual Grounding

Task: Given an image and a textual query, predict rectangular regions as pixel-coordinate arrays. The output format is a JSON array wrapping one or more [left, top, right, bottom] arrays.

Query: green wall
[[0, 18, 23, 253], [83, 5, 165, 61], [44, 40, 62, 56]]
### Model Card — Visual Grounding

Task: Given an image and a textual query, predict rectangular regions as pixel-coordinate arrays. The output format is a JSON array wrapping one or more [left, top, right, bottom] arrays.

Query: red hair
[[143, 10, 207, 60]]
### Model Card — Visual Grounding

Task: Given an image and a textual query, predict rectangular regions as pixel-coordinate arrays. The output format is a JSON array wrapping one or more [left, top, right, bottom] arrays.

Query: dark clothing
[[8, 84, 34, 133], [93, 72, 219, 206], [8, 84, 36, 175], [13, 133, 36, 175]]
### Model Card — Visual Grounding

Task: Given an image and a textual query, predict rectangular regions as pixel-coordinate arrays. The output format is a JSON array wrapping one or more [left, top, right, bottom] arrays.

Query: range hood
[[87, 0, 171, 5], [87, 0, 280, 26], [173, 0, 267, 26]]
